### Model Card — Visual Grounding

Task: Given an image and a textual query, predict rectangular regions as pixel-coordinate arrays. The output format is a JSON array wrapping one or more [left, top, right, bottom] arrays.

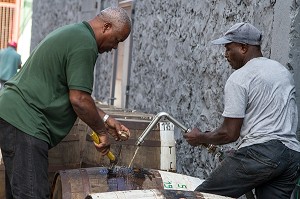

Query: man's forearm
[[200, 117, 243, 145], [199, 128, 237, 145], [70, 90, 107, 134]]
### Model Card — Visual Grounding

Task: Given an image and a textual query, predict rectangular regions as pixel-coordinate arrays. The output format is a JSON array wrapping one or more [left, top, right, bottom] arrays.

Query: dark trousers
[[196, 140, 300, 199], [0, 118, 50, 199]]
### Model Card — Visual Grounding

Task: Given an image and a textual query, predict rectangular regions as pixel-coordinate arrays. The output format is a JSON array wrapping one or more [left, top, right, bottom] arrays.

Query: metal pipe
[[136, 112, 189, 146], [136, 112, 220, 156], [109, 48, 118, 105]]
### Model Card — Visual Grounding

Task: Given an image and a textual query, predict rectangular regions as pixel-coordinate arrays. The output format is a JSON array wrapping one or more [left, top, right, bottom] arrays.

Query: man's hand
[[105, 117, 130, 141], [183, 128, 202, 146], [93, 132, 110, 155]]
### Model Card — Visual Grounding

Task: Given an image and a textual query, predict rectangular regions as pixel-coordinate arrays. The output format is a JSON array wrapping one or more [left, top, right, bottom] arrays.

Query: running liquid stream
[[128, 146, 140, 167]]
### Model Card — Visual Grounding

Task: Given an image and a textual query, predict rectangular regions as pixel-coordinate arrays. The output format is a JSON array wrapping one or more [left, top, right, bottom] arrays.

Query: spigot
[[136, 112, 219, 155], [136, 112, 189, 146]]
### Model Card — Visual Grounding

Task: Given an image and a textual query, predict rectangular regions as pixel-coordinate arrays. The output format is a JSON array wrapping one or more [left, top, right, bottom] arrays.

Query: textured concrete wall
[[31, 0, 300, 183], [127, 0, 278, 178], [31, 0, 80, 50], [92, 0, 118, 102], [289, 0, 300, 140], [271, 0, 292, 66]]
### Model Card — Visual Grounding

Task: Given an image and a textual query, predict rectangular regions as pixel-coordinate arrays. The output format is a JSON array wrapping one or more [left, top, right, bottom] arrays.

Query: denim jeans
[[195, 139, 300, 199], [0, 118, 49, 199]]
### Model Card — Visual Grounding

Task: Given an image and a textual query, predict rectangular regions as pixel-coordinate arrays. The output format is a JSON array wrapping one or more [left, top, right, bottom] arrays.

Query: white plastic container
[[159, 121, 176, 171]]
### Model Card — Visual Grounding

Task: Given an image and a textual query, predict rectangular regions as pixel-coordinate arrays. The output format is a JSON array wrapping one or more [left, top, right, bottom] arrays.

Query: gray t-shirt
[[223, 57, 300, 152]]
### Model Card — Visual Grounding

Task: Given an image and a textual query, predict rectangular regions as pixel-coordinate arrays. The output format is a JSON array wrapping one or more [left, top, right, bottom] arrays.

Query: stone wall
[[31, 0, 300, 182], [31, 0, 80, 50], [289, 1, 300, 141], [128, 0, 277, 178]]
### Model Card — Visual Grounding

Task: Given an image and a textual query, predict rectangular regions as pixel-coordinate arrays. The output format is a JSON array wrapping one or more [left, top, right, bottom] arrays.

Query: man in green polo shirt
[[0, 7, 131, 199]]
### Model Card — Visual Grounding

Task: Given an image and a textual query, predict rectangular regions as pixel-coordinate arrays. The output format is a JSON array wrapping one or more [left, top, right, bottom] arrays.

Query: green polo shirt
[[0, 22, 98, 147]]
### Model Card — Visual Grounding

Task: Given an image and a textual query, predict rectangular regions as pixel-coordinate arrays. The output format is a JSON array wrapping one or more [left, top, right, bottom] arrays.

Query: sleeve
[[66, 48, 97, 94], [222, 78, 248, 118]]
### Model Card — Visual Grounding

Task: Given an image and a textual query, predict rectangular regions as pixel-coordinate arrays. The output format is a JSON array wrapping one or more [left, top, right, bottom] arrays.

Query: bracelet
[[102, 114, 109, 123]]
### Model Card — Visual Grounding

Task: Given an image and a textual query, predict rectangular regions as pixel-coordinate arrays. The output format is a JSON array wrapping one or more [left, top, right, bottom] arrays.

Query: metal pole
[[125, 0, 136, 109], [109, 48, 118, 105]]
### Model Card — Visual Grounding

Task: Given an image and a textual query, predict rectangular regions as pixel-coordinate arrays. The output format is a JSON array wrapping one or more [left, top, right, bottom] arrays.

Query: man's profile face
[[224, 42, 245, 70], [98, 25, 130, 54]]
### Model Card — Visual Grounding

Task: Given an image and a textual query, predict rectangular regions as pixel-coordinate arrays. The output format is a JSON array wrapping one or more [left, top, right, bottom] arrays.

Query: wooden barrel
[[49, 103, 176, 188], [48, 118, 87, 186], [51, 167, 232, 199], [83, 118, 162, 169], [82, 103, 176, 171], [50, 167, 164, 199]]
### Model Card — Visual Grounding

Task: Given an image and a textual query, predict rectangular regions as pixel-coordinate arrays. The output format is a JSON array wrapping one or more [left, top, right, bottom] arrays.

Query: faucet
[[136, 112, 189, 146], [136, 112, 219, 154]]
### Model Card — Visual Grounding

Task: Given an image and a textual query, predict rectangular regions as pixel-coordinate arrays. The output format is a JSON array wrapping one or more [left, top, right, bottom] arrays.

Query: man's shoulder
[[246, 57, 283, 67], [0, 48, 9, 53], [9, 49, 21, 57], [55, 22, 88, 34], [50, 22, 94, 43], [39, 22, 95, 52]]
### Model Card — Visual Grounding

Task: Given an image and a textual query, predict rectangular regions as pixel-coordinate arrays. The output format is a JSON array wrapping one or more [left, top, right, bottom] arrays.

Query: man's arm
[[69, 90, 107, 132], [69, 89, 110, 154], [183, 117, 243, 146], [69, 89, 130, 154]]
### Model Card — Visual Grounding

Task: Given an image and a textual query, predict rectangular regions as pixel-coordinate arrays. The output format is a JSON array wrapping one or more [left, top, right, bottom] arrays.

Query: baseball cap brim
[[211, 37, 232, 45]]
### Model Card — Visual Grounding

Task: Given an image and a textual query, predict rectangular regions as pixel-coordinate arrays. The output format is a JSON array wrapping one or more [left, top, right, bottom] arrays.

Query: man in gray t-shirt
[[183, 22, 300, 199]]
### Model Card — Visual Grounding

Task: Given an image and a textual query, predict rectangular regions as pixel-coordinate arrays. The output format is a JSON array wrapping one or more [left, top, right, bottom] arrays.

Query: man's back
[[0, 22, 98, 147], [223, 57, 299, 152]]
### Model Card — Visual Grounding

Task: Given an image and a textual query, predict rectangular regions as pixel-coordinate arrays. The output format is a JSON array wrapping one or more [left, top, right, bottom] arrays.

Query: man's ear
[[240, 44, 248, 54], [102, 22, 112, 33]]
